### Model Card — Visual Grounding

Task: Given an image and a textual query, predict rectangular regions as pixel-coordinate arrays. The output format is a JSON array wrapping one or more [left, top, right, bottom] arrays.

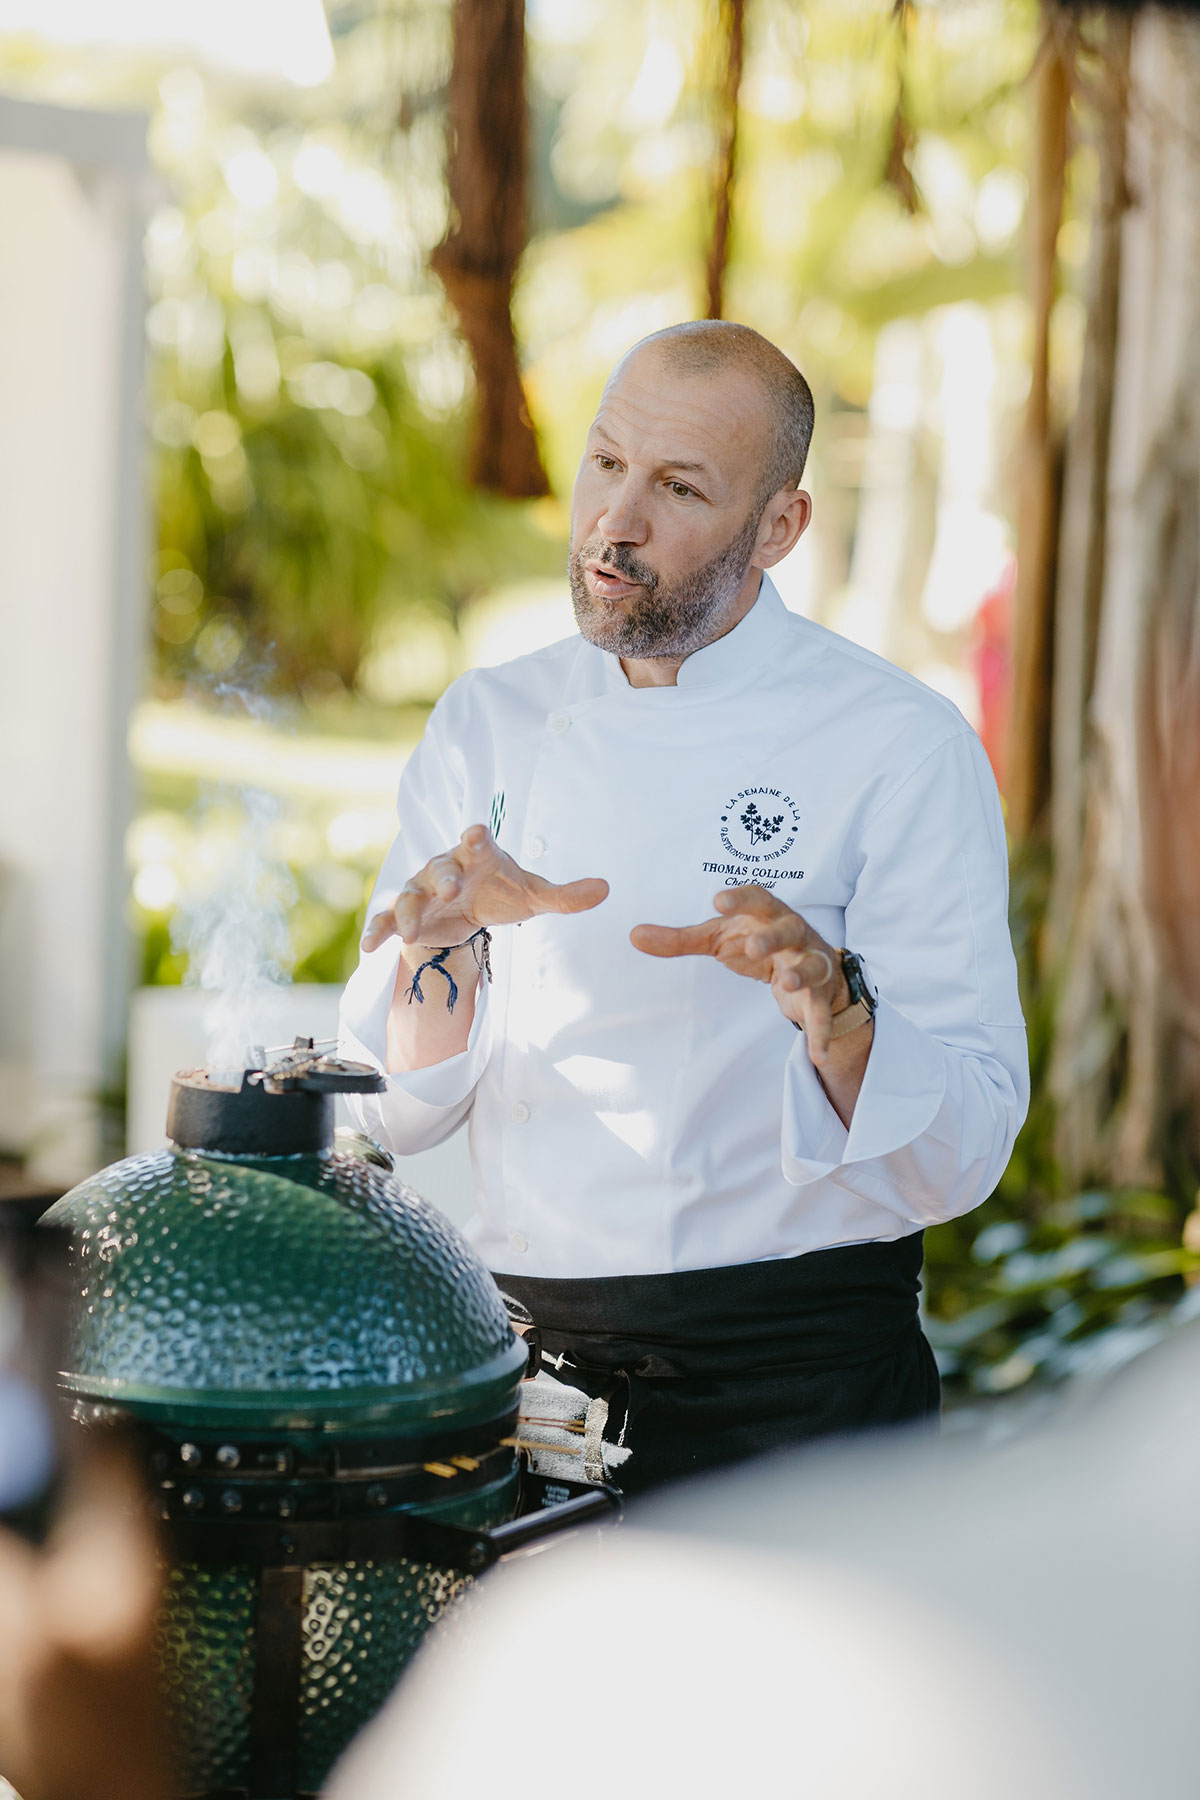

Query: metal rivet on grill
[[277, 1495, 297, 1519], [219, 1489, 242, 1514], [179, 1442, 202, 1468], [215, 1444, 241, 1469], [181, 1487, 204, 1511], [366, 1483, 388, 1509]]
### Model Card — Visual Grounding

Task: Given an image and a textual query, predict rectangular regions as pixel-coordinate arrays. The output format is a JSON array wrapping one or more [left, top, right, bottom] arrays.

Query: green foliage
[[143, 10, 566, 697], [141, 916, 189, 988], [925, 1185, 1198, 1402]]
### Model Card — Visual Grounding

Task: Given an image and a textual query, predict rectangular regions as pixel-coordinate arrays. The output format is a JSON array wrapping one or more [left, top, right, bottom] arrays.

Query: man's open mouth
[[584, 560, 644, 599]]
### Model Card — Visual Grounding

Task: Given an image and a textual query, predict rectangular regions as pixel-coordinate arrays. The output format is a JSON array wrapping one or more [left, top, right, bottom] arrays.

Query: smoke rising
[[171, 678, 297, 1075]]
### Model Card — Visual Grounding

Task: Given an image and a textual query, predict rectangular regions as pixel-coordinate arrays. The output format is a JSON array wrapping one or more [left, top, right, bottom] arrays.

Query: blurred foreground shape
[[329, 1320, 1200, 1800]]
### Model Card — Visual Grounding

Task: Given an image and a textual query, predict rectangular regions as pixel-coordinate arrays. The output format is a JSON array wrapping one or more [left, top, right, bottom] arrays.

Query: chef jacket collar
[[597, 573, 792, 700]]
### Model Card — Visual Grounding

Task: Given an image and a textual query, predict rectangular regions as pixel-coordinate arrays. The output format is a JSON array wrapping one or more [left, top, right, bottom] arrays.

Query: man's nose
[[596, 479, 648, 546]]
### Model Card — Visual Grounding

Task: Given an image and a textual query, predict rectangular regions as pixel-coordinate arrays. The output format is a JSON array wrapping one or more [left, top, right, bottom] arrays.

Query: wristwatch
[[792, 948, 877, 1039], [829, 949, 876, 1039]]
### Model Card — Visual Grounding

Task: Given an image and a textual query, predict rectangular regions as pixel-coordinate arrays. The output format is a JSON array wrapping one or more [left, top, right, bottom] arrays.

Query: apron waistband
[[496, 1234, 925, 1381]]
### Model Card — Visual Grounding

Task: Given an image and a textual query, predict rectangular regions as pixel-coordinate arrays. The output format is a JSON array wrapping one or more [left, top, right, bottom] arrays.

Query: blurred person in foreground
[[326, 1323, 1200, 1800], [340, 320, 1028, 1494], [0, 1445, 170, 1800]]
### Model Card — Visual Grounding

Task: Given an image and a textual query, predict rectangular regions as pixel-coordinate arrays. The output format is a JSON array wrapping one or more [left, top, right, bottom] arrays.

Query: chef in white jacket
[[340, 320, 1028, 1493]]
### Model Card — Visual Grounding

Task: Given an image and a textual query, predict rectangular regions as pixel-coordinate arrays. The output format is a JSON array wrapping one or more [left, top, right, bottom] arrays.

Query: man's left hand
[[631, 885, 853, 1066]]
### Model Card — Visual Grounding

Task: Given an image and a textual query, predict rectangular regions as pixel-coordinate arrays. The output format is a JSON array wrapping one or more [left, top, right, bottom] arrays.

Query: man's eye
[[595, 454, 618, 471], [668, 481, 696, 499]]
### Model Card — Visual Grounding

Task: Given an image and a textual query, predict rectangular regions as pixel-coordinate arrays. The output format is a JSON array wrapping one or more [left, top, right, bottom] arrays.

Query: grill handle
[[475, 1483, 619, 1560]]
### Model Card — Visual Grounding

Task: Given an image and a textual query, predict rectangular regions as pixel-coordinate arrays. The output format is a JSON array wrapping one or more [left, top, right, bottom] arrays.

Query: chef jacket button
[[526, 836, 546, 860], [548, 712, 570, 734], [511, 1101, 531, 1124], [509, 1231, 529, 1254]]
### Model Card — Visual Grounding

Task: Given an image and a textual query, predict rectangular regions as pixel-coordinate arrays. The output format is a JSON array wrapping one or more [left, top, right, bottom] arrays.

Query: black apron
[[496, 1234, 940, 1497]]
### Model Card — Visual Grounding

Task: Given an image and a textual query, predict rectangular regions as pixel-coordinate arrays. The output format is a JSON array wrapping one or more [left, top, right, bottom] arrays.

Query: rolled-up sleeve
[[338, 685, 493, 1153], [781, 728, 1029, 1227]]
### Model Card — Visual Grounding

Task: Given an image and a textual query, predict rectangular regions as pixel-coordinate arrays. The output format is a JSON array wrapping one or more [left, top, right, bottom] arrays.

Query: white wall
[[0, 96, 148, 1183], [127, 984, 475, 1228]]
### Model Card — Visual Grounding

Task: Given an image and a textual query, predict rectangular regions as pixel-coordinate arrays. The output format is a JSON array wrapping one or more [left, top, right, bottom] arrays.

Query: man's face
[[569, 350, 773, 660]]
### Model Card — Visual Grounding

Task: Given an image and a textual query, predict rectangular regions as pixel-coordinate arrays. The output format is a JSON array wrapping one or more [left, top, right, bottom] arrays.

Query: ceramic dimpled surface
[[45, 1148, 522, 1425], [154, 1564, 257, 1791], [158, 1476, 521, 1796], [296, 1470, 520, 1791]]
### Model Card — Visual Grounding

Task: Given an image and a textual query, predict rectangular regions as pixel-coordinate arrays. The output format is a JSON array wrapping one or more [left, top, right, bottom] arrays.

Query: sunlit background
[[3, 0, 1197, 1419]]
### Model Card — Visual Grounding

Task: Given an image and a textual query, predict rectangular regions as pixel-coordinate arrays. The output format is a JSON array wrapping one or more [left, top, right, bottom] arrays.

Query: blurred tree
[[432, 0, 549, 496], [1048, 12, 1131, 945], [1006, 2, 1074, 842], [883, 0, 920, 216], [141, 5, 563, 698], [705, 0, 747, 320], [1047, 8, 1200, 1193]]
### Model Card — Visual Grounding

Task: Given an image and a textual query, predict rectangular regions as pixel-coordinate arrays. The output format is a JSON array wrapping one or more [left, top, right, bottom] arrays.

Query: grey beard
[[569, 511, 761, 661]]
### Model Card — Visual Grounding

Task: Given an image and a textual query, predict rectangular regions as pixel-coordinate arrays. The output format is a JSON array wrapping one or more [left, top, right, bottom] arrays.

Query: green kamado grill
[[44, 1040, 614, 1799]]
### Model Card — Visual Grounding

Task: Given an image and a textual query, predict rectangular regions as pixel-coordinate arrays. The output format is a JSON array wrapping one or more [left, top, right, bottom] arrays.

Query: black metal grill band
[[167, 1476, 619, 1574], [150, 1434, 519, 1524], [123, 1403, 522, 1479]]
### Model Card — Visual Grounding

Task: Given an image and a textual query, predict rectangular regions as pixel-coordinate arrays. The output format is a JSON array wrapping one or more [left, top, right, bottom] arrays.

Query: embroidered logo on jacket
[[738, 800, 783, 846], [702, 786, 805, 888]]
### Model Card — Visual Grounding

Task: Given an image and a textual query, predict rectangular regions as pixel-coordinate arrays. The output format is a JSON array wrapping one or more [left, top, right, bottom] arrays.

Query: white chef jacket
[[339, 576, 1029, 1279]]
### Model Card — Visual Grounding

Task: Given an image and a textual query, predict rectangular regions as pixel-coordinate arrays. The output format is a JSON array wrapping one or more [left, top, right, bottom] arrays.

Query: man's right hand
[[362, 825, 609, 952]]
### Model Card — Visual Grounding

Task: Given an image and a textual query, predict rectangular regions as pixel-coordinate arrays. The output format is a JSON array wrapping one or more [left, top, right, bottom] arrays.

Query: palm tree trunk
[[431, 0, 549, 498], [705, 0, 747, 321], [1006, 6, 1073, 842]]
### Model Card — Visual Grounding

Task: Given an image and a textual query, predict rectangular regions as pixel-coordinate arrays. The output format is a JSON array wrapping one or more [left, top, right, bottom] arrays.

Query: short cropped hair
[[630, 320, 815, 513]]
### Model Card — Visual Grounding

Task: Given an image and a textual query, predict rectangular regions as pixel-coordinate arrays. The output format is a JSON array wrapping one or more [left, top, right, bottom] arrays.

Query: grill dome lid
[[44, 1056, 525, 1434]]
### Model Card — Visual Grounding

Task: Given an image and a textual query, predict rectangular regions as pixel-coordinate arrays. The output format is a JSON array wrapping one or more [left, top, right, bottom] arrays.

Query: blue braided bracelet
[[406, 928, 493, 1012]]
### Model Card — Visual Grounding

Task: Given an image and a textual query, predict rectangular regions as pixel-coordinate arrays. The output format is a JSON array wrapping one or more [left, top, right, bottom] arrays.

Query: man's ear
[[754, 488, 812, 569]]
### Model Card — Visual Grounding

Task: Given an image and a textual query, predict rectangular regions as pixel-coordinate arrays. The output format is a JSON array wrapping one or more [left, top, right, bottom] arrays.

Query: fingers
[[392, 878, 435, 944], [777, 945, 835, 988], [713, 884, 780, 920], [630, 920, 719, 959], [539, 876, 610, 915], [459, 823, 493, 858], [364, 829, 496, 951], [715, 886, 802, 962], [774, 972, 835, 1059], [361, 907, 398, 952], [363, 870, 446, 952], [735, 917, 837, 996], [741, 916, 812, 959], [427, 849, 467, 902]]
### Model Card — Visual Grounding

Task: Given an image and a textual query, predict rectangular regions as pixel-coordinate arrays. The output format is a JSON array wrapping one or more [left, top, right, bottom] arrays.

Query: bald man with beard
[[340, 321, 1028, 1495]]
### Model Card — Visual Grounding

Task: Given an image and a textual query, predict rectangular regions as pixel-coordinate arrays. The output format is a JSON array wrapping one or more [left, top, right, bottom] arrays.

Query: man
[[340, 321, 1028, 1494]]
